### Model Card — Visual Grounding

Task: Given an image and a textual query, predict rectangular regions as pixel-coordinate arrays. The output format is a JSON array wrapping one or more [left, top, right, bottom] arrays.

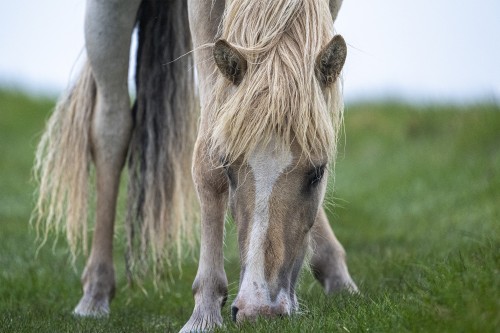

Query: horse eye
[[308, 165, 326, 187]]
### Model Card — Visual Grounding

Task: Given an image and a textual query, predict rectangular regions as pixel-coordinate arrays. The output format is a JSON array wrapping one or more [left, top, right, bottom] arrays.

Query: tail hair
[[33, 62, 96, 258], [126, 0, 198, 282]]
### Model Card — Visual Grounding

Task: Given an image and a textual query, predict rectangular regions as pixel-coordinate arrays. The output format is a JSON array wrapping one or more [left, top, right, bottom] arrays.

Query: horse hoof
[[327, 277, 360, 295], [73, 294, 110, 317], [180, 308, 223, 332]]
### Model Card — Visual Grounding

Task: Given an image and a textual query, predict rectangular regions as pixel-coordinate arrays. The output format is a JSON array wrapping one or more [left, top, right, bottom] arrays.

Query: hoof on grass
[[180, 310, 223, 333], [73, 294, 110, 318]]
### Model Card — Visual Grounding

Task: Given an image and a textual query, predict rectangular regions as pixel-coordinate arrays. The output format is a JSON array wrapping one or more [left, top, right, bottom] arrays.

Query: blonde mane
[[208, 0, 343, 163]]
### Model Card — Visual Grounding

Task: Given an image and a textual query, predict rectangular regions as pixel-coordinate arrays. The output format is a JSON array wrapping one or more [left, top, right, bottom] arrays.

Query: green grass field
[[0, 89, 498, 332]]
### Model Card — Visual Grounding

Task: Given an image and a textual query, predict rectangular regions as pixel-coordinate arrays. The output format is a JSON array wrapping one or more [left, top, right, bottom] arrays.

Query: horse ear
[[213, 39, 247, 85], [315, 35, 347, 87]]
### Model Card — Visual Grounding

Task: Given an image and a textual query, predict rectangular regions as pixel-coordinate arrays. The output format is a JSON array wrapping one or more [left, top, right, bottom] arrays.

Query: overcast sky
[[1, 0, 499, 102]]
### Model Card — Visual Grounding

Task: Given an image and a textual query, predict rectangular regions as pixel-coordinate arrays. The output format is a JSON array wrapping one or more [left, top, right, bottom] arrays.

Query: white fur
[[238, 141, 292, 305]]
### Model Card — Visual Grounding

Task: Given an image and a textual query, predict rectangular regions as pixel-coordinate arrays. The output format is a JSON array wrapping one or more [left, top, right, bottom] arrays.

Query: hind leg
[[310, 208, 358, 294], [73, 0, 141, 317]]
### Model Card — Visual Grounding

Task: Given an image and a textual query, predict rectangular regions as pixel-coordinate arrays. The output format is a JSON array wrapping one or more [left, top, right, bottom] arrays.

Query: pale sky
[[1, 0, 499, 102]]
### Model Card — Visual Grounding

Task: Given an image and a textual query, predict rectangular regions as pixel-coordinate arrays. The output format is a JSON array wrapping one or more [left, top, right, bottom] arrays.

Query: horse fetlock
[[182, 275, 227, 332], [192, 273, 228, 308], [74, 263, 115, 317]]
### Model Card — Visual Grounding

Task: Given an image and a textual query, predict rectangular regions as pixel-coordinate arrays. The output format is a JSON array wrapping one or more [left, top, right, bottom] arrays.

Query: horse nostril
[[231, 306, 239, 322]]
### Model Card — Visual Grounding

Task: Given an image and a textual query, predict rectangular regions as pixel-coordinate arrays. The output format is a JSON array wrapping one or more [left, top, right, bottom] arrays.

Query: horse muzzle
[[231, 288, 295, 323]]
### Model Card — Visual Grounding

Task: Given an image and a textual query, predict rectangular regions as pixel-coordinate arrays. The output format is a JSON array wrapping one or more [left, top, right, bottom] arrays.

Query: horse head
[[211, 31, 347, 321]]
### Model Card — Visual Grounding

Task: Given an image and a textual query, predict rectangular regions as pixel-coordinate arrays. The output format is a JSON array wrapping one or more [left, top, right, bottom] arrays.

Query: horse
[[34, 0, 357, 331]]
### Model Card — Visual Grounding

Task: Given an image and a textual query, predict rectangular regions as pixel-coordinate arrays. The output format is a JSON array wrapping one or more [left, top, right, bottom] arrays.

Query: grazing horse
[[34, 0, 357, 331]]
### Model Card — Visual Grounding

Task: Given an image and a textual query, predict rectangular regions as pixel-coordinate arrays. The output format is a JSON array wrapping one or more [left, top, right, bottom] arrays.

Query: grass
[[0, 89, 498, 332]]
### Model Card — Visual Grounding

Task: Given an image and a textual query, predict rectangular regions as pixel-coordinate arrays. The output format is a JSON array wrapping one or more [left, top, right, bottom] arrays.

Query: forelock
[[208, 0, 344, 164]]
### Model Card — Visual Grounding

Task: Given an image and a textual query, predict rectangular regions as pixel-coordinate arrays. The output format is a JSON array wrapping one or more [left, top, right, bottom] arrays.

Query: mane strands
[[208, 0, 343, 164]]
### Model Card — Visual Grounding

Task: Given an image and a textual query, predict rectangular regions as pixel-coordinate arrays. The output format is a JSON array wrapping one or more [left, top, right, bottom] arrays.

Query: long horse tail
[[34, 62, 96, 257], [126, 0, 198, 281]]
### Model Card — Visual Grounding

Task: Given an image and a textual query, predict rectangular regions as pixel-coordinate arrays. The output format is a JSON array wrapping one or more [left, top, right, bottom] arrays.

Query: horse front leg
[[310, 207, 358, 294], [181, 145, 229, 332], [73, 0, 141, 317]]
